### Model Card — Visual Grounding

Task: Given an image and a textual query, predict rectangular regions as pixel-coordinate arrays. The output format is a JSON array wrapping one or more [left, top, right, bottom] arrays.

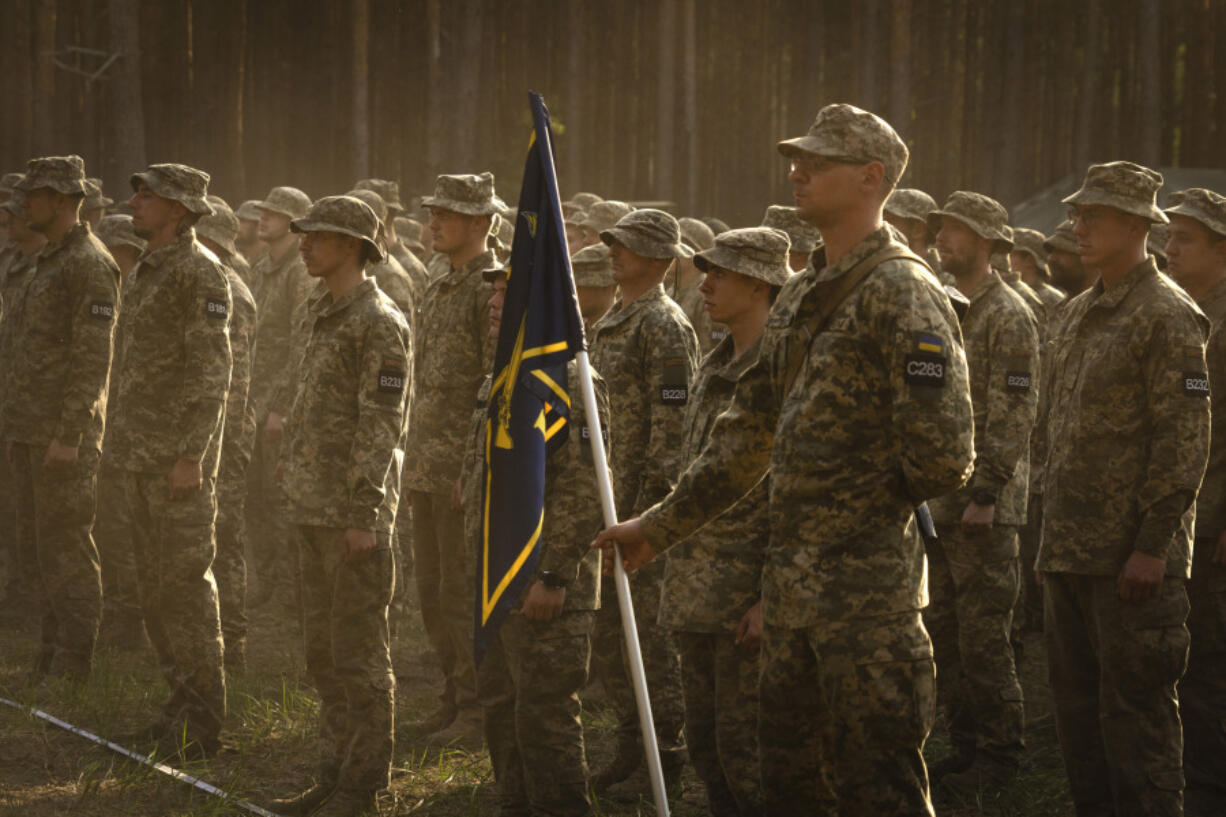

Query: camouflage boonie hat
[[694, 227, 791, 286], [348, 188, 389, 223], [1163, 188, 1226, 239], [235, 199, 263, 222], [196, 207, 240, 257], [570, 192, 603, 209], [1044, 220, 1077, 254], [354, 178, 403, 213], [84, 177, 113, 210], [761, 205, 822, 253], [580, 200, 634, 234], [885, 188, 939, 223], [291, 195, 384, 262], [130, 163, 213, 215], [1147, 221, 1169, 263], [480, 260, 508, 282], [1062, 161, 1167, 223], [393, 216, 425, 251], [571, 244, 615, 288], [257, 186, 311, 220], [206, 194, 231, 213], [0, 190, 26, 217], [94, 214, 145, 252], [927, 191, 1013, 252], [562, 201, 586, 226], [422, 172, 501, 216], [679, 217, 716, 252], [495, 213, 514, 248], [1011, 227, 1048, 265], [17, 155, 88, 195], [777, 103, 909, 186], [601, 209, 693, 259], [0, 172, 24, 198]]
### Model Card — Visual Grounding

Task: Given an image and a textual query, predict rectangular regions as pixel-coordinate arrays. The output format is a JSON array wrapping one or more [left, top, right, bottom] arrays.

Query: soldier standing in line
[[1044, 220, 1091, 298], [570, 243, 618, 336], [594, 104, 975, 815], [235, 199, 267, 266], [203, 196, 253, 285], [761, 204, 822, 272], [670, 216, 727, 355], [1010, 227, 1065, 311], [393, 216, 429, 263], [2, 156, 119, 681], [1040, 162, 1210, 817], [994, 228, 1048, 323], [267, 196, 410, 817], [81, 178, 112, 229], [885, 187, 947, 281], [110, 163, 231, 758], [578, 201, 635, 248], [347, 188, 418, 318], [355, 178, 430, 302], [923, 192, 1040, 793]]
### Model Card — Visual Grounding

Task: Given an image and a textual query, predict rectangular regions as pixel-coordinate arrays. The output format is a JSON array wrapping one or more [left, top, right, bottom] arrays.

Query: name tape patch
[[378, 368, 405, 395], [1184, 371, 1210, 397], [904, 353, 945, 387], [661, 357, 689, 406], [1005, 371, 1032, 393], [89, 300, 114, 322], [205, 294, 228, 319]]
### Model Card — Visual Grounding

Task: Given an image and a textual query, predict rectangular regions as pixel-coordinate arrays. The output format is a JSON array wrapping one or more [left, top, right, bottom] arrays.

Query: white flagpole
[[574, 350, 670, 817]]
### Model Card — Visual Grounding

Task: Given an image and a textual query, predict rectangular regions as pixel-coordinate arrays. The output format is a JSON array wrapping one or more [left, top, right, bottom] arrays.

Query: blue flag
[[475, 92, 587, 665]]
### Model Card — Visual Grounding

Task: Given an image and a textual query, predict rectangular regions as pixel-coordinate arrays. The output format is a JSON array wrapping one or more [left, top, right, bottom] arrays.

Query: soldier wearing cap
[[109, 163, 231, 756], [234, 199, 266, 265], [579, 200, 634, 248], [1010, 227, 1064, 310], [247, 185, 313, 612], [587, 207, 698, 796], [393, 216, 428, 262], [80, 177, 113, 229], [670, 216, 728, 354], [198, 200, 253, 285], [762, 204, 822, 272], [1161, 187, 1226, 811], [0, 156, 119, 680], [1044, 220, 1091, 298], [1148, 222, 1170, 271], [465, 261, 610, 817], [94, 214, 145, 278], [264, 196, 409, 817], [992, 227, 1047, 324], [924, 192, 1039, 792], [403, 172, 500, 747], [570, 191, 603, 211], [563, 203, 587, 251], [355, 178, 430, 302], [660, 226, 792, 815], [1040, 161, 1210, 817], [347, 188, 418, 319], [885, 188, 947, 282], [594, 103, 975, 815], [571, 243, 617, 335]]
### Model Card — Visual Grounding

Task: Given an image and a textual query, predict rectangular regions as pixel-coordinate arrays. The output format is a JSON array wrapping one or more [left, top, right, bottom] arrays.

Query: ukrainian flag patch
[[915, 333, 944, 355]]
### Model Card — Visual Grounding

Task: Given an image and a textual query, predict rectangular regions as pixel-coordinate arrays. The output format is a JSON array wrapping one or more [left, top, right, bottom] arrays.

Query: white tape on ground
[[0, 695, 282, 817]]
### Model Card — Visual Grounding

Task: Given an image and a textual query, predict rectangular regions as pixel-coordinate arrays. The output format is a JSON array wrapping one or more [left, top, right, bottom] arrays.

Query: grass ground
[[0, 584, 1074, 816]]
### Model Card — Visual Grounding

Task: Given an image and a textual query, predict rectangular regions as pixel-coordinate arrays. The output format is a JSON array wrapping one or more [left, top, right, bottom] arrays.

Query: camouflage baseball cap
[[257, 186, 311, 220], [235, 199, 263, 222], [354, 178, 403, 213], [130, 163, 213, 215], [1163, 188, 1226, 238], [694, 227, 791, 286], [1147, 221, 1169, 263], [422, 172, 501, 216], [290, 195, 384, 262], [17, 155, 88, 195], [777, 103, 909, 186], [569, 192, 603, 209], [393, 216, 425, 251], [196, 207, 240, 257], [571, 244, 615, 287], [580, 201, 634, 234], [1011, 227, 1048, 265], [1062, 161, 1167, 223], [1044, 220, 1077, 254], [761, 205, 822, 253], [347, 188, 389, 223], [601, 209, 693, 259], [94, 214, 146, 252], [884, 188, 939, 223], [927, 191, 1013, 251], [0, 172, 24, 198], [84, 177, 113, 210]]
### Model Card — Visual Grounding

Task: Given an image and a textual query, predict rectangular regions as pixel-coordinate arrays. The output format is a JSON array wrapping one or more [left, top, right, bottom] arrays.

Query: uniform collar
[[810, 225, 893, 284], [1089, 258, 1156, 310], [36, 221, 90, 263], [135, 228, 196, 270], [442, 249, 495, 284], [594, 282, 667, 332], [708, 333, 763, 382], [263, 236, 302, 276], [966, 269, 1003, 307], [1194, 275, 1226, 317], [309, 276, 377, 318]]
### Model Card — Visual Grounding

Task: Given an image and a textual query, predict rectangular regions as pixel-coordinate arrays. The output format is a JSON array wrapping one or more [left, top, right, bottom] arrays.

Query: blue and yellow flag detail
[[475, 92, 586, 665]]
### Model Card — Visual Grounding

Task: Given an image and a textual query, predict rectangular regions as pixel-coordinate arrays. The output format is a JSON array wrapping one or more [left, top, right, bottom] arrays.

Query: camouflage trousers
[[123, 470, 226, 744], [410, 490, 475, 711], [676, 631, 761, 816], [1016, 494, 1044, 633], [592, 559, 686, 771], [248, 430, 299, 608], [94, 460, 143, 643], [1044, 572, 1189, 817], [924, 524, 1025, 763], [477, 610, 594, 817], [1181, 540, 1226, 812], [215, 455, 250, 667], [12, 443, 102, 676], [0, 446, 36, 600], [759, 611, 936, 817], [297, 525, 396, 794]]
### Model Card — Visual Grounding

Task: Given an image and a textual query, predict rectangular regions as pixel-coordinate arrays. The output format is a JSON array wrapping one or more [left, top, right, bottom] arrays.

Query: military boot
[[424, 705, 484, 753], [603, 750, 684, 802], [266, 781, 338, 817], [592, 734, 643, 790], [405, 701, 457, 737]]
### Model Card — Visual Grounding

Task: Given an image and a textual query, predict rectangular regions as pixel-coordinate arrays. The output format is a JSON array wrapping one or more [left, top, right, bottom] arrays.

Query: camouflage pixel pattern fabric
[[422, 172, 502, 216], [693, 226, 792, 286], [928, 191, 1014, 251], [1164, 187, 1226, 237], [1062, 161, 1168, 223], [601, 209, 692, 260], [130, 164, 213, 215], [761, 204, 822, 254], [16, 155, 87, 195], [885, 188, 940, 225], [777, 103, 909, 186], [256, 186, 312, 220]]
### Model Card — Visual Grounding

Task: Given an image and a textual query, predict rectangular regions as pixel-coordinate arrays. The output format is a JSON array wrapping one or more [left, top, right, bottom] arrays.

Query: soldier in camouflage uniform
[[80, 177, 112, 229], [564, 204, 588, 252], [466, 262, 610, 817], [1161, 188, 1226, 815], [95, 214, 144, 277], [1039, 162, 1210, 817], [404, 172, 499, 746], [234, 199, 266, 266], [347, 189, 417, 318], [202, 197, 253, 285], [1010, 227, 1065, 310], [595, 104, 976, 816], [1, 157, 118, 679], [588, 208, 698, 796], [661, 227, 793, 816], [571, 243, 617, 336], [669, 216, 727, 354], [924, 192, 1039, 790], [579, 200, 634, 248], [761, 204, 822, 272], [247, 185, 313, 611], [1148, 222, 1170, 271], [355, 177, 430, 302], [994, 228, 1048, 323], [1044, 220, 1089, 298], [267, 196, 410, 817], [111, 164, 231, 757], [393, 216, 428, 262], [885, 187, 948, 282]]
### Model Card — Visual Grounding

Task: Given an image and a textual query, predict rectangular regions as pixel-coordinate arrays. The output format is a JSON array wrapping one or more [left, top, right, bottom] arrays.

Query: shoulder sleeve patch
[[1004, 351, 1032, 393], [377, 358, 406, 397], [905, 331, 946, 387], [205, 289, 228, 320], [89, 299, 115, 322], [660, 357, 689, 405]]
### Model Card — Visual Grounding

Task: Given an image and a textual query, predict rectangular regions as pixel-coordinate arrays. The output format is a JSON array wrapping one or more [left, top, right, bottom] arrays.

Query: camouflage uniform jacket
[[228, 250, 253, 290], [1193, 277, 1226, 538], [929, 273, 1039, 527], [0, 248, 39, 403], [390, 242, 430, 304], [282, 278, 411, 534], [1038, 260, 1209, 578], [370, 255, 417, 320], [3, 223, 119, 452], [108, 229, 232, 477], [249, 239, 312, 419], [1032, 279, 1065, 311], [639, 226, 975, 628], [460, 362, 610, 611], [589, 283, 699, 516], [659, 335, 766, 634], [671, 275, 727, 354], [1000, 269, 1047, 326], [221, 267, 257, 476], [404, 250, 495, 494]]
